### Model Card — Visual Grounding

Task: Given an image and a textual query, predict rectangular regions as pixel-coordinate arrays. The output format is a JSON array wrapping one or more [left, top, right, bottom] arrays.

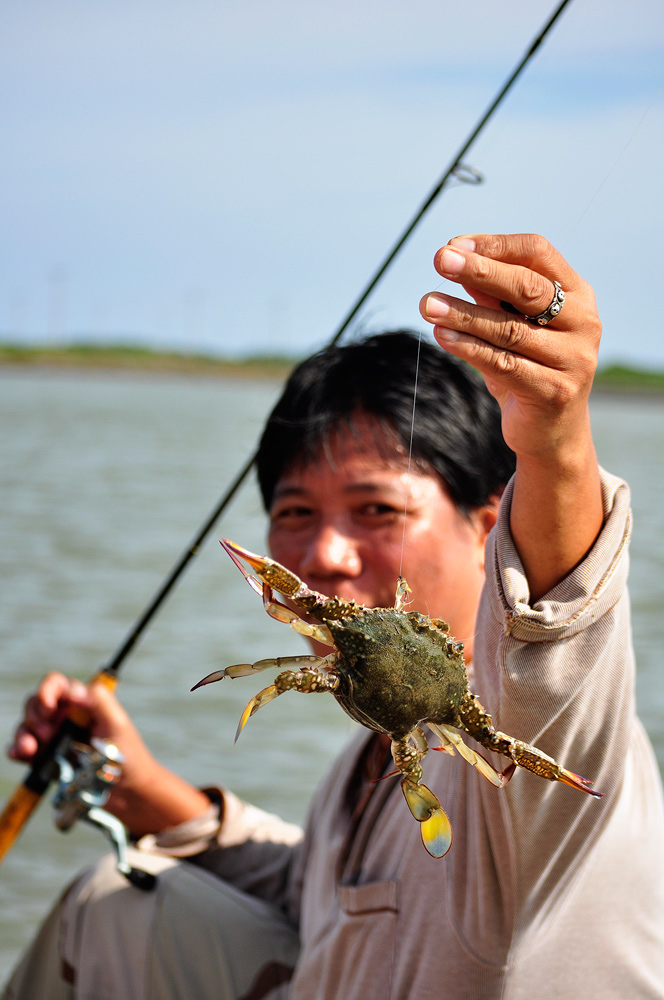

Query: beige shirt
[[159, 470, 664, 998]]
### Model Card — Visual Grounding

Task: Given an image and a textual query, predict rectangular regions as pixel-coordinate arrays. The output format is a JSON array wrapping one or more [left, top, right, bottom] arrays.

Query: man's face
[[267, 419, 497, 658]]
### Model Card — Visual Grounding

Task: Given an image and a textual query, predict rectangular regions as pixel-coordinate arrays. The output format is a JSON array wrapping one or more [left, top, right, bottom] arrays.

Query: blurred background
[[2, 0, 663, 364]]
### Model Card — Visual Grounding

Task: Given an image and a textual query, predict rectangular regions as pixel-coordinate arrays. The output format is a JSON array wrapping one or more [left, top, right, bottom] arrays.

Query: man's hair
[[256, 330, 515, 513]]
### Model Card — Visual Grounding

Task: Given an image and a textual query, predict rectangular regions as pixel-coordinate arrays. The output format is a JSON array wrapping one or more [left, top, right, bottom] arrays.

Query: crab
[[193, 539, 603, 858]]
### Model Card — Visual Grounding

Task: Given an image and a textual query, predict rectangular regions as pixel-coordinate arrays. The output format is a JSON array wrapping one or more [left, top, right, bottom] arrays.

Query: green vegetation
[[0, 342, 294, 380], [592, 364, 664, 394], [2, 343, 664, 394]]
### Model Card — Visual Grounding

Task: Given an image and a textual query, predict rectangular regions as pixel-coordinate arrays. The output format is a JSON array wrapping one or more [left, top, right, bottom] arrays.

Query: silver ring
[[525, 280, 565, 326]]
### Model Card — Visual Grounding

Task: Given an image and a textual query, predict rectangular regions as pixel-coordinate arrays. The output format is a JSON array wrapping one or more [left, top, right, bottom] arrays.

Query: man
[[6, 234, 664, 998]]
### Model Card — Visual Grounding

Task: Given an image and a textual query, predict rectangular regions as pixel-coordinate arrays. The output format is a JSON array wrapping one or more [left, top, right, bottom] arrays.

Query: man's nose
[[300, 525, 361, 579]]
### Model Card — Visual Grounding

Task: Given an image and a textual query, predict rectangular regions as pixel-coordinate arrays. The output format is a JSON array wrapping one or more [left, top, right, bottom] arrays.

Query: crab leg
[[458, 692, 604, 798], [428, 722, 515, 788], [261, 587, 334, 645], [394, 577, 412, 612], [191, 655, 325, 690], [400, 778, 453, 858], [234, 684, 281, 743], [391, 734, 453, 858], [234, 661, 339, 742]]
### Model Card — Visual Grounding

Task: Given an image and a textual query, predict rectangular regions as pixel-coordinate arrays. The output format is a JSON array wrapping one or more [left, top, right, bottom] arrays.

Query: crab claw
[[557, 767, 604, 798], [221, 538, 311, 602], [401, 779, 453, 858], [221, 537, 271, 574]]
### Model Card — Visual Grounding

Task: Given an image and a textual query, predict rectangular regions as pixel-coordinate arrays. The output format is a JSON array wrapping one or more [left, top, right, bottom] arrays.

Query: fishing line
[[399, 330, 423, 581], [564, 82, 664, 244], [429, 82, 664, 319]]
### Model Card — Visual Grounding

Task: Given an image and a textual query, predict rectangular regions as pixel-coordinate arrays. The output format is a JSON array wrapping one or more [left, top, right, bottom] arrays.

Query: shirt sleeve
[[477, 466, 633, 745], [471, 466, 638, 941], [136, 787, 303, 913]]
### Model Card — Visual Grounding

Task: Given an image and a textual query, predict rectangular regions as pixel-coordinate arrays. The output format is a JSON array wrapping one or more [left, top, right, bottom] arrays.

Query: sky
[[2, 0, 663, 366]]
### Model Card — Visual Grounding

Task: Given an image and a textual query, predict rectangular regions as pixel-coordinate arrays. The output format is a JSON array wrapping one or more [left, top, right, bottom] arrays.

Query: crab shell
[[323, 608, 467, 740]]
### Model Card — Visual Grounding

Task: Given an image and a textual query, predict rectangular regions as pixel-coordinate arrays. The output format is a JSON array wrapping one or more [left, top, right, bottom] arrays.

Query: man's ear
[[474, 497, 500, 542]]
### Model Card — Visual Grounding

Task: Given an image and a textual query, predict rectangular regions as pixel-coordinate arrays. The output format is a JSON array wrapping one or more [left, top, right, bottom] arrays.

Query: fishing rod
[[0, 0, 573, 871]]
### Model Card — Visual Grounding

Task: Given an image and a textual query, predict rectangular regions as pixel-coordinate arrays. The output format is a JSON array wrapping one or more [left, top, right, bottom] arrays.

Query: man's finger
[[434, 245, 572, 326], [419, 292, 568, 370], [448, 233, 579, 287], [8, 727, 39, 762]]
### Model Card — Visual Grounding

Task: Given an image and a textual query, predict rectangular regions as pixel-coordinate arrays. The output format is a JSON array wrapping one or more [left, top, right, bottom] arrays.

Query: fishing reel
[[52, 736, 156, 891]]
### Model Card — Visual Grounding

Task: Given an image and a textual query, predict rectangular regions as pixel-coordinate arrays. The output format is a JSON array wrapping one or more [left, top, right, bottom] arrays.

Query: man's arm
[[420, 232, 603, 601]]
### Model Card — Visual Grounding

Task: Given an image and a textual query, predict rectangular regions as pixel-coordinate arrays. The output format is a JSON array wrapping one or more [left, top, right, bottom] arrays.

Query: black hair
[[256, 330, 515, 514]]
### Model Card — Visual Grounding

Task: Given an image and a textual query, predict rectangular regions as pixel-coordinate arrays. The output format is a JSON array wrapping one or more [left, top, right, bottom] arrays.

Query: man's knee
[[7, 851, 299, 1000]]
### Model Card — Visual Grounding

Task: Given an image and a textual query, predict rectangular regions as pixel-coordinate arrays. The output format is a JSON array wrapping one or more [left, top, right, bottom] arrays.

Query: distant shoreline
[[0, 343, 294, 381], [2, 343, 664, 396]]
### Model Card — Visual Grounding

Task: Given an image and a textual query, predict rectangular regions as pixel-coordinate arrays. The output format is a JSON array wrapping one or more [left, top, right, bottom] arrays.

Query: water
[[0, 368, 663, 977]]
